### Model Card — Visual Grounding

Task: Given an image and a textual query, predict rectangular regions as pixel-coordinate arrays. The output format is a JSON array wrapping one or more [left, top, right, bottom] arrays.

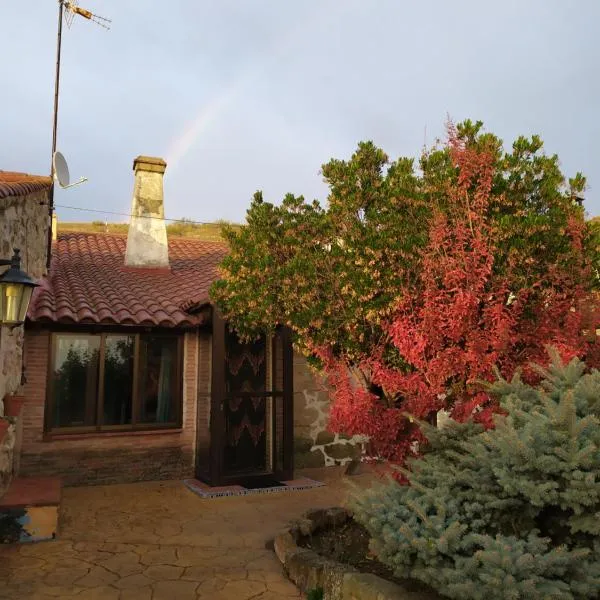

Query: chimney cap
[[133, 156, 167, 174]]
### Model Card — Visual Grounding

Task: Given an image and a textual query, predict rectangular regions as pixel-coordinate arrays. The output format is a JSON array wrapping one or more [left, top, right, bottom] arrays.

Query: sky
[[1, 0, 599, 223]]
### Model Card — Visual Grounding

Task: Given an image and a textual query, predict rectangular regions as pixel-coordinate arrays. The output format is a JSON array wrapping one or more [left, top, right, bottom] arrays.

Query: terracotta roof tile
[[0, 171, 52, 199], [28, 233, 228, 328]]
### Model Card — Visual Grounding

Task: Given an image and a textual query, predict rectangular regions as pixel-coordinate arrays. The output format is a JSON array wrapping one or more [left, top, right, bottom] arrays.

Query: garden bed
[[273, 507, 444, 600], [299, 517, 441, 596]]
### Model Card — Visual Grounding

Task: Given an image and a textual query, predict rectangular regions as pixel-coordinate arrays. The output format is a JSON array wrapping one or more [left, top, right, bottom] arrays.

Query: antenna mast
[[47, 0, 111, 268]]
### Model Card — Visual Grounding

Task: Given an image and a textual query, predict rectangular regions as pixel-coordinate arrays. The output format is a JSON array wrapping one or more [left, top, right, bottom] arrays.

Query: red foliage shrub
[[320, 127, 600, 466]]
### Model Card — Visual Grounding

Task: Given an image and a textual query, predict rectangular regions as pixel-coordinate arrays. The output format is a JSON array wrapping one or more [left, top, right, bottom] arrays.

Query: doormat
[[235, 476, 283, 489], [183, 476, 325, 499]]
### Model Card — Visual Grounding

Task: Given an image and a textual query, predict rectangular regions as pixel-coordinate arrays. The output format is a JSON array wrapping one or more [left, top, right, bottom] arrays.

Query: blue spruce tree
[[352, 348, 600, 599]]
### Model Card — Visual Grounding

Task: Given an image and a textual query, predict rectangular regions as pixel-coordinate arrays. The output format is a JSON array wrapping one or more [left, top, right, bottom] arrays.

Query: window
[[48, 332, 182, 433]]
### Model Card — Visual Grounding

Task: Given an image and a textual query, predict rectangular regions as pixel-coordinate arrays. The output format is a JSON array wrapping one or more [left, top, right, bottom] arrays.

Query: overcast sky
[[2, 0, 599, 223]]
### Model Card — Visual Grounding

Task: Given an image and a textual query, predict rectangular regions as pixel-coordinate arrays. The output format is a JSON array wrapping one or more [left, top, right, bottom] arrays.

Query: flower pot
[[2, 395, 24, 418]]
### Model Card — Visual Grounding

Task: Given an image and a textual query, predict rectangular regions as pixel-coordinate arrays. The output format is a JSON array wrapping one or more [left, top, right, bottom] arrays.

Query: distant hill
[[57, 220, 242, 241]]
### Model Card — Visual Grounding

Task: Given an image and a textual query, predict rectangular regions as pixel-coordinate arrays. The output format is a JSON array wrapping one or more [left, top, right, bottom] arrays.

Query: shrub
[[213, 121, 599, 467], [352, 349, 600, 599]]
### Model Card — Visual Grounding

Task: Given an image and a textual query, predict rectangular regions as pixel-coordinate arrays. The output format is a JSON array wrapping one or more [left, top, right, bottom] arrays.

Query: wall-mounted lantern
[[0, 249, 39, 327]]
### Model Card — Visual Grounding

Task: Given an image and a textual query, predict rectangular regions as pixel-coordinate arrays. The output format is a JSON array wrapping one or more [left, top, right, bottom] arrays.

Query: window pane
[[103, 335, 134, 425], [139, 336, 178, 424], [52, 335, 100, 428]]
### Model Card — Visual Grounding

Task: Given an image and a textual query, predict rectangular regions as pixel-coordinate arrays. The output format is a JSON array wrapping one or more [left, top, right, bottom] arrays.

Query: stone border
[[273, 507, 435, 600]]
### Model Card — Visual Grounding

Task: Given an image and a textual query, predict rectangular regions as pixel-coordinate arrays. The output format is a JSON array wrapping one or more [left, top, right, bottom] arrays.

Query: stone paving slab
[[0, 468, 377, 599]]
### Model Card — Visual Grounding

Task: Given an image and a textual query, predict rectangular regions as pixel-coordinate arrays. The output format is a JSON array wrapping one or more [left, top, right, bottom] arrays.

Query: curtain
[[156, 343, 172, 423]]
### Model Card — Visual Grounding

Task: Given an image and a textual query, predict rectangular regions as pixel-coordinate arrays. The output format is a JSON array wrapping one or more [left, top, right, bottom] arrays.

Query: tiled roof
[[28, 233, 228, 328], [0, 171, 53, 199]]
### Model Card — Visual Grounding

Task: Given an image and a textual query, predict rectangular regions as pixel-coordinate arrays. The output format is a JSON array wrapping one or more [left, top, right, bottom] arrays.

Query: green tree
[[211, 120, 595, 372], [350, 349, 600, 599]]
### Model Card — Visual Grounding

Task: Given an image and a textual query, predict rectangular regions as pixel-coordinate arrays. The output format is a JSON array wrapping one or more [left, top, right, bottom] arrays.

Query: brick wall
[[16, 325, 349, 485], [19, 329, 199, 486], [0, 188, 50, 405]]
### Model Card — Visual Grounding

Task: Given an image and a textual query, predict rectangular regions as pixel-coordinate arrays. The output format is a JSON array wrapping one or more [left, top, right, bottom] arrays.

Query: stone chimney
[[124, 156, 169, 268]]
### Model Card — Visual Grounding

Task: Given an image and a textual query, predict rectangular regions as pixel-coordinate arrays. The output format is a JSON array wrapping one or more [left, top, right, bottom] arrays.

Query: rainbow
[[165, 0, 343, 172], [166, 75, 248, 171]]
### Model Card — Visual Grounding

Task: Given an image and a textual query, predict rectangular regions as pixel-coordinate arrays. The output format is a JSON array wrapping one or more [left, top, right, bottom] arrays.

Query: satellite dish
[[53, 151, 88, 189], [53, 151, 70, 186]]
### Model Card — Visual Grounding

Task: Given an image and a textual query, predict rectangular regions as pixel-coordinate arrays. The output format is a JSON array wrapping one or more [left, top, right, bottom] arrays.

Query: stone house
[[0, 171, 53, 497], [19, 156, 362, 487]]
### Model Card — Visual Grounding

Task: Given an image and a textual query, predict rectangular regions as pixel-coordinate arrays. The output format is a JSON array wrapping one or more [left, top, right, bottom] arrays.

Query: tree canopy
[[212, 120, 593, 361], [210, 120, 599, 463]]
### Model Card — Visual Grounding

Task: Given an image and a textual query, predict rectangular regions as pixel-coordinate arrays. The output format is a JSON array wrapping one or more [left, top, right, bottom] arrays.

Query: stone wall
[[0, 188, 50, 407], [274, 508, 440, 599], [0, 419, 16, 498], [293, 353, 364, 469], [0, 185, 50, 496]]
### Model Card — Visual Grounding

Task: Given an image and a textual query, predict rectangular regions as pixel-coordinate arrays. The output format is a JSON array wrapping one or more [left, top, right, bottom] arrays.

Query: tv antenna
[[64, 1, 112, 30], [47, 0, 111, 267], [53, 152, 87, 189]]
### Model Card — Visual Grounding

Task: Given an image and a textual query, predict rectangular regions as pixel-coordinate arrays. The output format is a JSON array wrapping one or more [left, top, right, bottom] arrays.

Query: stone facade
[[0, 187, 50, 406], [0, 178, 51, 497], [293, 354, 364, 469], [0, 419, 16, 498]]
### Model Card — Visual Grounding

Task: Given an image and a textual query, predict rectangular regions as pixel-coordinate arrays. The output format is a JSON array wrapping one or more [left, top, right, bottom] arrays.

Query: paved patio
[[0, 468, 377, 599]]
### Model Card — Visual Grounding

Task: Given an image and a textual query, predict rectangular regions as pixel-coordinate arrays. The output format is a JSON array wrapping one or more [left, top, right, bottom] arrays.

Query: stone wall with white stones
[[0, 177, 51, 497], [0, 186, 50, 407], [292, 353, 364, 468]]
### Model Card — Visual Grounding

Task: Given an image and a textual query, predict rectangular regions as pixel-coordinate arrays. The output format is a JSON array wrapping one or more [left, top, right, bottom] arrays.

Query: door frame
[[207, 308, 294, 486]]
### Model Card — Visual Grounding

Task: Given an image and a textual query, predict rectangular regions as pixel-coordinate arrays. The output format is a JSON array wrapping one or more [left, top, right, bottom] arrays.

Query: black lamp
[[0, 249, 39, 327]]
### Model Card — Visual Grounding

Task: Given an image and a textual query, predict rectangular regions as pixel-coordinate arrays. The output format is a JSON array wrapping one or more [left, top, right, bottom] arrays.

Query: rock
[[293, 436, 314, 454], [323, 560, 356, 600], [285, 549, 329, 593], [294, 405, 321, 428], [342, 571, 434, 599], [314, 431, 336, 446], [304, 508, 328, 532], [324, 443, 358, 460], [273, 531, 298, 565], [291, 507, 351, 539], [300, 518, 317, 536], [290, 517, 316, 537], [295, 448, 326, 469]]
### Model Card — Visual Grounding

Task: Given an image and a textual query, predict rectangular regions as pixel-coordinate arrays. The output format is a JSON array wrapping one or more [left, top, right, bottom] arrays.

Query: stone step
[[0, 477, 61, 543]]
